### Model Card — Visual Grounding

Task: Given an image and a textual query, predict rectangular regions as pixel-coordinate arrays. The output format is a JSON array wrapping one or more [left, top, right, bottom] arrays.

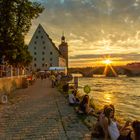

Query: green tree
[[9, 45, 33, 67], [0, 0, 44, 66]]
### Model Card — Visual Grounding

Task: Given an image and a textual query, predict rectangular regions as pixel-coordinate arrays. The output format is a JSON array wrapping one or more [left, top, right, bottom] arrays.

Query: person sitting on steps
[[102, 106, 132, 140], [68, 90, 79, 106], [92, 105, 109, 138], [119, 120, 140, 140], [77, 94, 95, 115]]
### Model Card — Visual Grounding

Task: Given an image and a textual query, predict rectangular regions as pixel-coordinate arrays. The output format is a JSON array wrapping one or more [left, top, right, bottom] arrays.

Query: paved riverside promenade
[[0, 79, 91, 140]]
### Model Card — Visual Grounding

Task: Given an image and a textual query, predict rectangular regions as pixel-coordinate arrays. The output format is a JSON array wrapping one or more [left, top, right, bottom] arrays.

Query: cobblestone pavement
[[0, 79, 91, 140]]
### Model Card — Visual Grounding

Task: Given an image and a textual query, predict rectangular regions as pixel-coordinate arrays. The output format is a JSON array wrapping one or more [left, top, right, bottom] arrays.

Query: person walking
[[51, 74, 56, 88]]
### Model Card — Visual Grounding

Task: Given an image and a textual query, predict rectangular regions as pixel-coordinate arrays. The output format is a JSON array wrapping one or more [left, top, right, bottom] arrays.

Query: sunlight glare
[[103, 59, 112, 65], [104, 93, 113, 104]]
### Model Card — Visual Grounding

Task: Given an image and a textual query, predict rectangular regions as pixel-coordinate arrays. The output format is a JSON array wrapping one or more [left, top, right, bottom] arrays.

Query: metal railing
[[0, 64, 26, 78]]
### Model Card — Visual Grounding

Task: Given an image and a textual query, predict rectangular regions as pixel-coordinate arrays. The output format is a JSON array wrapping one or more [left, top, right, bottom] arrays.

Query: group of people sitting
[[68, 91, 140, 140], [68, 91, 96, 115], [92, 104, 140, 140]]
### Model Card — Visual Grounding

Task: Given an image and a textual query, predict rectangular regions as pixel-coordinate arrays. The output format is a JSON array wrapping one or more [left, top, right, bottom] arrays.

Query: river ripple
[[78, 77, 140, 121]]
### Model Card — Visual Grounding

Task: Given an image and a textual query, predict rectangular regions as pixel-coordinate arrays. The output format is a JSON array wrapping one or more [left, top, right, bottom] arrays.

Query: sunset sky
[[25, 0, 140, 67]]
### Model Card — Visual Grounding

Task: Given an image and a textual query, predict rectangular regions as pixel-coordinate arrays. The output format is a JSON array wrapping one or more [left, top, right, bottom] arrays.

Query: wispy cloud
[[70, 53, 140, 60], [26, 0, 140, 66]]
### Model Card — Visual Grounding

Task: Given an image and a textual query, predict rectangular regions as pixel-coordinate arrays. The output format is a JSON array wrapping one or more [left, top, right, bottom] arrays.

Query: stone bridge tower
[[58, 34, 68, 68]]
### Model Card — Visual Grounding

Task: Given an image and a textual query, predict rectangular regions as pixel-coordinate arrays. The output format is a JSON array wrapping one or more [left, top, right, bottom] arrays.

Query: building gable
[[28, 24, 64, 70]]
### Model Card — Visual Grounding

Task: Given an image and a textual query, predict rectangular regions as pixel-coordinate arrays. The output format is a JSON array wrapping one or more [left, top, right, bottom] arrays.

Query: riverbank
[[60, 78, 139, 128], [77, 77, 140, 122], [0, 79, 91, 139]]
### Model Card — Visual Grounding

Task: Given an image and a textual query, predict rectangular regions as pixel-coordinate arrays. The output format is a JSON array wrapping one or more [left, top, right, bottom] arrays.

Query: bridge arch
[[70, 71, 85, 77]]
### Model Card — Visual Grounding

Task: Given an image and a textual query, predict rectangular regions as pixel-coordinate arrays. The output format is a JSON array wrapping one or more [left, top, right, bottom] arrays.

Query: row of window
[[34, 63, 52, 67], [34, 58, 52, 61], [34, 46, 46, 50], [34, 52, 53, 55], [36, 35, 43, 39], [34, 41, 45, 44]]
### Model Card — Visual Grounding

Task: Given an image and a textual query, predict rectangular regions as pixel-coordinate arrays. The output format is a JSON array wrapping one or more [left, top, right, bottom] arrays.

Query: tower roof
[[61, 31, 66, 42], [29, 24, 64, 58], [61, 35, 65, 41]]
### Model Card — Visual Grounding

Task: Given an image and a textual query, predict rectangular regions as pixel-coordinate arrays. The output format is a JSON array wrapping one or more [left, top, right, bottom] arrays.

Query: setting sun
[[103, 59, 112, 65]]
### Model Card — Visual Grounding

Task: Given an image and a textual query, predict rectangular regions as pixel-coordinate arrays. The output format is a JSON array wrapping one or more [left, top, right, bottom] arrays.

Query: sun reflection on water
[[104, 92, 113, 104], [79, 77, 140, 121]]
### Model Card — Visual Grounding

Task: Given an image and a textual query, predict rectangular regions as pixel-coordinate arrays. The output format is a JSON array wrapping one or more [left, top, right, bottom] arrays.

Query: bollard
[[74, 76, 78, 89]]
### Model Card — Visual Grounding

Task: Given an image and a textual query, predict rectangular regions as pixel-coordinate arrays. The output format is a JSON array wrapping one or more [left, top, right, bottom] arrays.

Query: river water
[[77, 77, 140, 122]]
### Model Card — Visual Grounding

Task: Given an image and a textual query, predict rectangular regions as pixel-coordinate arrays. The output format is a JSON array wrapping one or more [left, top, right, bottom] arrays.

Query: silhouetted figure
[[51, 74, 56, 88], [62, 83, 69, 93], [78, 95, 94, 115]]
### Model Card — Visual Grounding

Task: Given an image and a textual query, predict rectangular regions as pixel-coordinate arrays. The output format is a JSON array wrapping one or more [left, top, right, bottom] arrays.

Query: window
[[50, 52, 52, 55], [42, 58, 44, 61], [34, 52, 36, 55], [42, 41, 45, 44], [36, 36, 38, 39], [43, 46, 46, 49], [50, 58, 52, 61], [38, 30, 40, 33], [34, 47, 36, 50], [42, 52, 45, 55], [42, 64, 44, 67], [34, 63, 36, 67], [34, 41, 37, 44], [34, 58, 36, 61], [41, 36, 43, 39]]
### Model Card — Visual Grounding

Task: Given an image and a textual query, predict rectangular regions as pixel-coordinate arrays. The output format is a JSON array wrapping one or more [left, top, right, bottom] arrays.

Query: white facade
[[28, 24, 66, 71], [59, 37, 68, 68], [59, 57, 66, 67]]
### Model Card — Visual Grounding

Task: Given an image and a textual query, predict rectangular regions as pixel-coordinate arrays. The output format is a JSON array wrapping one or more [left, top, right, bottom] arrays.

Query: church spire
[[61, 31, 65, 43]]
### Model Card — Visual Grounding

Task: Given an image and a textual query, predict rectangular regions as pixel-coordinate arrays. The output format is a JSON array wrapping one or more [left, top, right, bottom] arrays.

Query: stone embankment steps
[[0, 79, 93, 140]]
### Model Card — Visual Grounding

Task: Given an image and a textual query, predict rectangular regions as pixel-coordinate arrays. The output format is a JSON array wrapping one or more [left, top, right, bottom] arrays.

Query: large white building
[[28, 24, 68, 71]]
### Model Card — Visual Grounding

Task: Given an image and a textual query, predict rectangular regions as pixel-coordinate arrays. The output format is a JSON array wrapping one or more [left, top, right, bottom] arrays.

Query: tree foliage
[[0, 0, 44, 66]]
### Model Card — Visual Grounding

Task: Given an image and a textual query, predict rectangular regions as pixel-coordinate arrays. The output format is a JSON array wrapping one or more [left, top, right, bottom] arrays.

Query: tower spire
[[62, 31, 64, 36], [61, 31, 65, 43]]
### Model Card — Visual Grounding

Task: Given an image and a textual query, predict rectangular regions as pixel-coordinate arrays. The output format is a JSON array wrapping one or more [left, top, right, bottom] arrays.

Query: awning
[[48, 67, 67, 71]]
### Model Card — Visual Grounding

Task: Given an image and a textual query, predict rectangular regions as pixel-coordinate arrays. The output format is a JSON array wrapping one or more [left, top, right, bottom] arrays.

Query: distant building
[[28, 24, 68, 71], [127, 62, 140, 67], [126, 62, 140, 75]]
